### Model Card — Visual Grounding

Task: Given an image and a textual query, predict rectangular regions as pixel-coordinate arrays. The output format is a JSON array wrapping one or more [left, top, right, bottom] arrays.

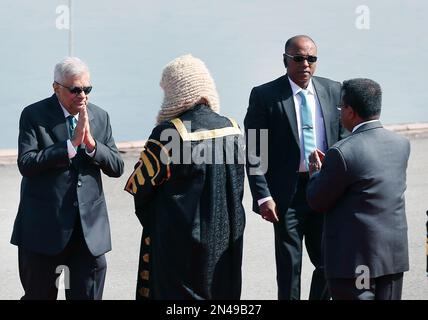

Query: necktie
[[67, 115, 77, 138], [298, 90, 316, 170]]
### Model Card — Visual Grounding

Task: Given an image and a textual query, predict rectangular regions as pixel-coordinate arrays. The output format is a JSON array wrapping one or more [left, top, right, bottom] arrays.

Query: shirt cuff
[[67, 139, 77, 159], [85, 145, 96, 157], [258, 196, 273, 206]]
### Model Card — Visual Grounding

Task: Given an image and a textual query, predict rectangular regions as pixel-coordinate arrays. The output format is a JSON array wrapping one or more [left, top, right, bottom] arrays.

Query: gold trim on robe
[[171, 117, 242, 141]]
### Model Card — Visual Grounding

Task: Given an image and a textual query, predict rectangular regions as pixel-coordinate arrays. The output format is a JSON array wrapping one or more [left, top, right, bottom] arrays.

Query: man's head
[[53, 57, 92, 115], [340, 78, 382, 131], [283, 35, 317, 89], [156, 54, 220, 124]]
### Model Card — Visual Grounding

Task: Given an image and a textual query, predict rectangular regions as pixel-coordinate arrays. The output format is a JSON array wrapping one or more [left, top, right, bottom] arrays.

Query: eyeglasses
[[55, 81, 92, 95], [284, 53, 318, 64]]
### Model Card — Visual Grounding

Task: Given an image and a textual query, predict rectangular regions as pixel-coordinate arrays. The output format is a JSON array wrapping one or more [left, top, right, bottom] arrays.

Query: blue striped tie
[[67, 115, 77, 139], [298, 91, 316, 170]]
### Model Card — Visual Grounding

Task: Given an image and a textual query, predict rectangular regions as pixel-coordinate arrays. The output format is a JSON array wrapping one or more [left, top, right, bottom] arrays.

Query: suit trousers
[[328, 273, 404, 300], [273, 173, 329, 300], [18, 217, 107, 300]]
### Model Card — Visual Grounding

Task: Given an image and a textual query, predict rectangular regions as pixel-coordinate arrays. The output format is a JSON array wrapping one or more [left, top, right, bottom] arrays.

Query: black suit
[[244, 75, 344, 299], [307, 121, 410, 300], [11, 94, 124, 299]]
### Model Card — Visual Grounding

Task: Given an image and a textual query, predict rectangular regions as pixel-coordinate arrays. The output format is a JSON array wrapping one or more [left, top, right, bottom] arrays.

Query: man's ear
[[348, 106, 357, 120], [283, 54, 287, 68], [53, 82, 59, 94]]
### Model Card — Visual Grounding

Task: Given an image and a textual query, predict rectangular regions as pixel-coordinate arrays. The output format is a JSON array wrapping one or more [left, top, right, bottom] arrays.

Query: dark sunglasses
[[284, 53, 318, 64], [55, 81, 92, 95]]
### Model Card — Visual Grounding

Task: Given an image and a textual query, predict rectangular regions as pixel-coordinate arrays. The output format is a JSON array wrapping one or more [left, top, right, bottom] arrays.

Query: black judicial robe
[[125, 104, 246, 300]]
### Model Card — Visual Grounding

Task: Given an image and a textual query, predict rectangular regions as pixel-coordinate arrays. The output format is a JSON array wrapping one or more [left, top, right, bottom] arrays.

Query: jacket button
[[73, 201, 78, 207], [77, 181, 82, 187]]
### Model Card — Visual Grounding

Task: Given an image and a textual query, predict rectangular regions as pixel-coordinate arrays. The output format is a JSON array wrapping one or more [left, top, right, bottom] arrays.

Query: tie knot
[[297, 90, 308, 102], [67, 116, 77, 138], [67, 115, 77, 129]]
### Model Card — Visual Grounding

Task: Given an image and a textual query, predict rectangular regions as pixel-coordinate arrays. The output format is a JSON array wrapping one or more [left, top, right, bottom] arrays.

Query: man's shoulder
[[252, 75, 340, 93], [87, 102, 105, 112], [22, 96, 54, 114], [312, 76, 341, 89], [252, 75, 288, 92], [332, 134, 354, 151], [87, 102, 109, 117], [334, 124, 409, 149], [379, 127, 411, 150], [330, 126, 410, 168]]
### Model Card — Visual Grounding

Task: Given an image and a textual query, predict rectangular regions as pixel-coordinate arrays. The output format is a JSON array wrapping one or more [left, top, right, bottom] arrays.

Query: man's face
[[284, 38, 317, 89], [53, 72, 91, 115]]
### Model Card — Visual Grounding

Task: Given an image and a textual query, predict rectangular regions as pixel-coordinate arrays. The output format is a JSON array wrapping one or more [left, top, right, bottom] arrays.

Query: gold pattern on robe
[[146, 139, 171, 184], [139, 287, 150, 298], [124, 139, 171, 195], [140, 270, 149, 281], [143, 253, 149, 263]]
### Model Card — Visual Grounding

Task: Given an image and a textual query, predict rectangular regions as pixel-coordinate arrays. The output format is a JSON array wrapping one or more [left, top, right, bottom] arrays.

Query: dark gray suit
[[11, 94, 124, 299], [307, 121, 410, 299], [244, 75, 345, 299]]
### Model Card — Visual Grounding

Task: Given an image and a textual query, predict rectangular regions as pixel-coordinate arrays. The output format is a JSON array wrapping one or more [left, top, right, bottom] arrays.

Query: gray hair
[[54, 57, 89, 83]]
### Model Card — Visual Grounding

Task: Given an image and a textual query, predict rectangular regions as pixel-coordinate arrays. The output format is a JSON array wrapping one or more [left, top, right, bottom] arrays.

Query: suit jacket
[[11, 94, 124, 256], [244, 74, 344, 213], [306, 121, 410, 279]]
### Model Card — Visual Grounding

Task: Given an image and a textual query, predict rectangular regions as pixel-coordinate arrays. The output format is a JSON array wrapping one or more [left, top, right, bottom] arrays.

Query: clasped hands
[[71, 106, 96, 153]]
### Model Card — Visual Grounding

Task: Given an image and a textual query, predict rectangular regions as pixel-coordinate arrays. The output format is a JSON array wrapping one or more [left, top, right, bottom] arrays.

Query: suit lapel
[[312, 77, 334, 147], [47, 94, 69, 142], [279, 75, 300, 147], [87, 103, 95, 123]]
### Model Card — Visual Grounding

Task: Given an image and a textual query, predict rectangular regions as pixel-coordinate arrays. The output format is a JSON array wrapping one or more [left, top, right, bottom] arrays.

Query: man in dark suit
[[11, 57, 124, 300], [306, 78, 410, 300], [244, 35, 345, 300]]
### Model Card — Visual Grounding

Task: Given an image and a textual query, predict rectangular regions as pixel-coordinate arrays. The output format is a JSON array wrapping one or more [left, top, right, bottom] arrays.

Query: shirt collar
[[287, 76, 315, 96], [59, 101, 79, 120], [352, 119, 380, 132]]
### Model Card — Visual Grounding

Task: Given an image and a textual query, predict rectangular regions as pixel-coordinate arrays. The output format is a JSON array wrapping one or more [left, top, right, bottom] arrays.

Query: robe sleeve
[[124, 124, 172, 226]]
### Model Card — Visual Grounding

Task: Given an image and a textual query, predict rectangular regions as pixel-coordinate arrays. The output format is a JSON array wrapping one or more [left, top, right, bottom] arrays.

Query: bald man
[[244, 35, 346, 300]]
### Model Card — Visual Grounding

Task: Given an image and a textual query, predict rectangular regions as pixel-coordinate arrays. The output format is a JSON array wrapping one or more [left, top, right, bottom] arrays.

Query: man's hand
[[81, 107, 96, 152], [259, 199, 279, 223], [308, 149, 324, 176], [71, 110, 86, 148]]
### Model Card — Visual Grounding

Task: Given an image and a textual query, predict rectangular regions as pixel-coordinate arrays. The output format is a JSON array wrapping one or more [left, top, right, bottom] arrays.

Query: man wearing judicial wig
[[125, 54, 246, 300]]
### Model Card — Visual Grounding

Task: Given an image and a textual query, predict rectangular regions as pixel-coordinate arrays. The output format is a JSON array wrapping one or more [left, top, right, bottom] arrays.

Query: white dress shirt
[[257, 77, 328, 207], [288, 77, 327, 172]]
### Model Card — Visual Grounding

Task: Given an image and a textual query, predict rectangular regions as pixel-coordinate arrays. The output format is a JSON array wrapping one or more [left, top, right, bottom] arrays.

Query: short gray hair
[[54, 57, 89, 83]]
